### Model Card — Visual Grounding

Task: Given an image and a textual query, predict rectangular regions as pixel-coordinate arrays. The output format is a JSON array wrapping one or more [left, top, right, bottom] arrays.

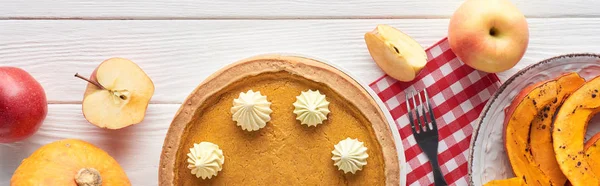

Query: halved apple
[[75, 58, 155, 129], [365, 24, 427, 82]]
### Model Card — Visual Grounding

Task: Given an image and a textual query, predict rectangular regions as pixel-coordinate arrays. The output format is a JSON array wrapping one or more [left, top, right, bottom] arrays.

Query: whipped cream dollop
[[231, 90, 273, 131], [293, 90, 330, 127], [187, 142, 225, 179], [332, 138, 369, 174]]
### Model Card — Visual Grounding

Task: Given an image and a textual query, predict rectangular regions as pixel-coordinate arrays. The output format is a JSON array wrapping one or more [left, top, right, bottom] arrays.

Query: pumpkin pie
[[159, 55, 399, 185]]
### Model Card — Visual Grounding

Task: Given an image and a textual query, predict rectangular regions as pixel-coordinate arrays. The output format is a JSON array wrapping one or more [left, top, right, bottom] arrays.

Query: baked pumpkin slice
[[529, 73, 584, 185], [553, 75, 600, 186], [485, 73, 584, 186], [585, 132, 600, 176], [484, 177, 523, 186]]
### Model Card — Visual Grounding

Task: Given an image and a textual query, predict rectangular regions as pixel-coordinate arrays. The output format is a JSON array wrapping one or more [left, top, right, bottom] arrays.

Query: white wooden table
[[1, 1, 599, 185]]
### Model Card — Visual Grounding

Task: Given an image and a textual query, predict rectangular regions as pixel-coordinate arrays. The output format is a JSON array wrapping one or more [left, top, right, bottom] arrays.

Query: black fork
[[406, 89, 448, 186]]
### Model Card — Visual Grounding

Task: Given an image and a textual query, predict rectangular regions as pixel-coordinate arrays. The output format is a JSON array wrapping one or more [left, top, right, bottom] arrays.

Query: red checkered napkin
[[369, 38, 501, 186]]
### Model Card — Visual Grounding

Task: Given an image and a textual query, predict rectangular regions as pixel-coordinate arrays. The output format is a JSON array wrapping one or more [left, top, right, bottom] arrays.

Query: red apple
[[448, 0, 529, 73], [0, 67, 47, 143]]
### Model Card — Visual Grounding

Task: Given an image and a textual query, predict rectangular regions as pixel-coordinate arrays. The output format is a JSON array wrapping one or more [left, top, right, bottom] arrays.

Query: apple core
[[74, 73, 130, 105]]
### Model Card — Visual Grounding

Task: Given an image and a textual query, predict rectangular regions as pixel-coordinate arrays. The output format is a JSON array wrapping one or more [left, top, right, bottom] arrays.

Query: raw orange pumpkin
[[484, 73, 584, 186], [553, 75, 600, 186], [11, 139, 130, 186]]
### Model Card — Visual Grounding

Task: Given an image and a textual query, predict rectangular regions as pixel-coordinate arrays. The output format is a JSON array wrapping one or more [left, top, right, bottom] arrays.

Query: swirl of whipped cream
[[231, 90, 273, 131], [186, 142, 225, 179], [332, 138, 369, 174], [293, 90, 330, 127]]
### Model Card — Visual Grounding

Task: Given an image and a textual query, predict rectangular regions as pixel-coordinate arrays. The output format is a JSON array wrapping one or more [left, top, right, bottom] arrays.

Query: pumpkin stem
[[75, 168, 102, 186]]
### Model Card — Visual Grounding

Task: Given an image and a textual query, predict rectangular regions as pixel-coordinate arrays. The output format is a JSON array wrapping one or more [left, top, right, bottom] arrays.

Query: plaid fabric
[[369, 38, 501, 186]]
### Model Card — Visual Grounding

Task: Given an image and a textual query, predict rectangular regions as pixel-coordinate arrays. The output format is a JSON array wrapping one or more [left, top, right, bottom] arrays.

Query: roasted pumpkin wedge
[[496, 76, 557, 185], [553, 75, 600, 186], [585, 132, 600, 176], [484, 177, 524, 186], [484, 73, 584, 186], [529, 73, 585, 185]]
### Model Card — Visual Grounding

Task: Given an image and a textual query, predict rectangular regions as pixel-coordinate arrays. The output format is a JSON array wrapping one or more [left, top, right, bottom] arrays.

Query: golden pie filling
[[174, 72, 386, 185]]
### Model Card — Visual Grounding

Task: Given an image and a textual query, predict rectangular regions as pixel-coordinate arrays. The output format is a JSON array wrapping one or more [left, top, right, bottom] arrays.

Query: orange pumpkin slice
[[10, 139, 130, 186], [553, 75, 600, 186], [585, 132, 600, 176], [484, 177, 524, 186], [485, 73, 584, 186], [529, 73, 584, 185]]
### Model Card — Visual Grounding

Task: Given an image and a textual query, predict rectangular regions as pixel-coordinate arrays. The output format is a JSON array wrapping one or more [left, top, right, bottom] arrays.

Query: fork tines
[[405, 89, 436, 133]]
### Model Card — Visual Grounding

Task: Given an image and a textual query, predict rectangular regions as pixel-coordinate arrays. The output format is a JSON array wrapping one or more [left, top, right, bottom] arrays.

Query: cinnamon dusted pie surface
[[160, 55, 399, 185]]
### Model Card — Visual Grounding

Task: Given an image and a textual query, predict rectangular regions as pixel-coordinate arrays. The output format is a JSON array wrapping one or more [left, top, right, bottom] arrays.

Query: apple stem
[[74, 73, 106, 90]]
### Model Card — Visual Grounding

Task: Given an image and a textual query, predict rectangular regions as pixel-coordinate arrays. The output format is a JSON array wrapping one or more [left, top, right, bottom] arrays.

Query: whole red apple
[[448, 0, 529, 73], [0, 67, 47, 143]]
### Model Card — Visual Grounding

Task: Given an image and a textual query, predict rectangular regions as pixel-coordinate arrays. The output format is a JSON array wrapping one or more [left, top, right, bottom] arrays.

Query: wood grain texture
[[1, 18, 599, 103], [0, 104, 179, 186], [1, 0, 599, 19]]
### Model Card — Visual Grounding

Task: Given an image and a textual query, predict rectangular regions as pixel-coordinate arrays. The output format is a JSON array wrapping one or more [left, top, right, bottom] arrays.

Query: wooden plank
[[1, 0, 598, 19], [0, 104, 179, 186], [1, 18, 599, 103], [0, 19, 440, 103]]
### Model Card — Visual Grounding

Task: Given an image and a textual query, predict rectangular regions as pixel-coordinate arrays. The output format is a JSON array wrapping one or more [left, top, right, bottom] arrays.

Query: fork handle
[[430, 158, 448, 186]]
